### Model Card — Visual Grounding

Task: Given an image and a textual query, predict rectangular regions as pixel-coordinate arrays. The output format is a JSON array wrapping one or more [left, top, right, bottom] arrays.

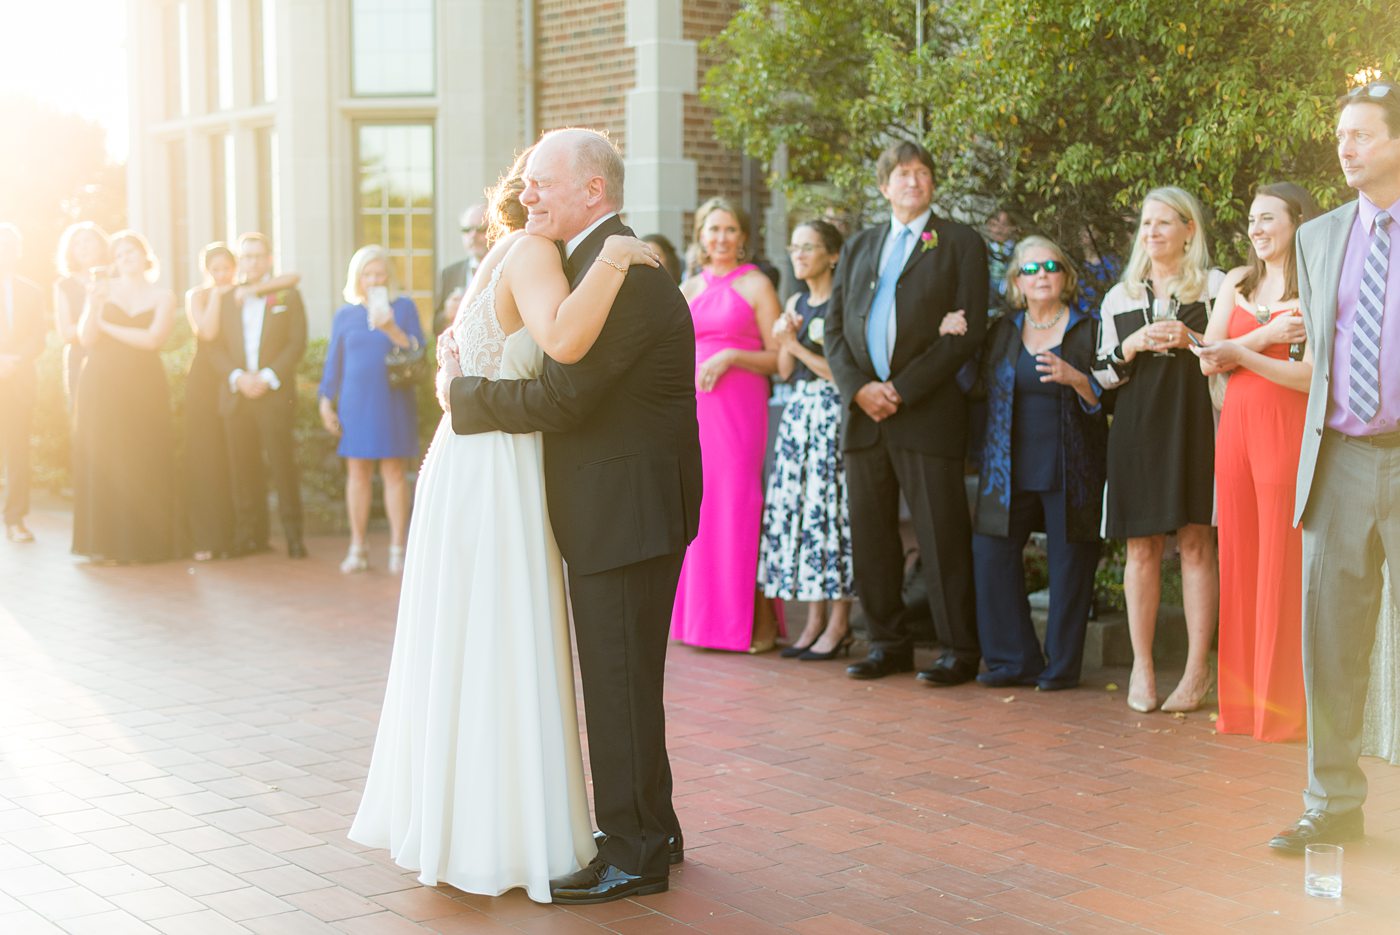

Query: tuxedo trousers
[[846, 432, 978, 662], [0, 383, 32, 525], [1301, 431, 1400, 814], [567, 550, 684, 879], [225, 393, 302, 547]]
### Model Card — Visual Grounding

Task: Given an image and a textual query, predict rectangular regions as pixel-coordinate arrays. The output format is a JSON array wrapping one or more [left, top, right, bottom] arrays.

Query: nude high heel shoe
[[1127, 666, 1158, 713]]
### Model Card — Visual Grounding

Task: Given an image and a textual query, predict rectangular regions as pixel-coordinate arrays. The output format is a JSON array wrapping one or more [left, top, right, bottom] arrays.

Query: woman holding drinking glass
[[1093, 187, 1224, 714], [1193, 182, 1318, 741], [948, 236, 1107, 690]]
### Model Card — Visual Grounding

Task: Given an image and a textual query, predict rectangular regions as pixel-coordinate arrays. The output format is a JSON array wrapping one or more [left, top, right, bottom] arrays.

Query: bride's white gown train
[[348, 264, 596, 902]]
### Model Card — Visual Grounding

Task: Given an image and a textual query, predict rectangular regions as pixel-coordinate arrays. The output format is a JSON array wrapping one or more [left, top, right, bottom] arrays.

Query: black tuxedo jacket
[[208, 286, 308, 416], [434, 258, 471, 332], [0, 276, 47, 402], [450, 216, 703, 576], [826, 214, 988, 457]]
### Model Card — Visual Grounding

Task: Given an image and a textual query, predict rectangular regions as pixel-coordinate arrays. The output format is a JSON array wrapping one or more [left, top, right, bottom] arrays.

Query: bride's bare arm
[[508, 234, 658, 364]]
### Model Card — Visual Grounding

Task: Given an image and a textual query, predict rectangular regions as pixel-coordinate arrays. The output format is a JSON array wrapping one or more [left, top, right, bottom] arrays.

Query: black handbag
[[385, 339, 428, 389]]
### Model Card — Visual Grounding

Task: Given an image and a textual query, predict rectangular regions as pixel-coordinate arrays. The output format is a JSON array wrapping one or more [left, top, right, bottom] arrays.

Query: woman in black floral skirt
[[758, 219, 856, 660]]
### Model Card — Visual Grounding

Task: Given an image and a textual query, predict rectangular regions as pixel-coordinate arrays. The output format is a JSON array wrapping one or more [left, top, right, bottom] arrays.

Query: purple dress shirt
[[1327, 194, 1400, 435]]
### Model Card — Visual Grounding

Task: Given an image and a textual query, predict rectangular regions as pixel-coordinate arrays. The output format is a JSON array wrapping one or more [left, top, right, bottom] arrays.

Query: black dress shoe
[[287, 540, 308, 559], [549, 855, 668, 904], [916, 653, 978, 686], [592, 830, 684, 864], [846, 650, 914, 680], [1268, 808, 1364, 855]]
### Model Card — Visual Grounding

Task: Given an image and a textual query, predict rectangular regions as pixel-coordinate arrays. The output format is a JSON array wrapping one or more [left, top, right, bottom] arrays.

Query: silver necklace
[[1026, 306, 1066, 330]]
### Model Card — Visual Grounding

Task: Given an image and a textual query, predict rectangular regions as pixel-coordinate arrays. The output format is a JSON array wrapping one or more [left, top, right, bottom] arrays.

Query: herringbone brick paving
[[2, 504, 1399, 933]]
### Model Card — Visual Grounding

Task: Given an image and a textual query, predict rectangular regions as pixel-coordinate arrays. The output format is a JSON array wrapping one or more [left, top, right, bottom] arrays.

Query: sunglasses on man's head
[[1348, 82, 1395, 101], [1018, 260, 1064, 275]]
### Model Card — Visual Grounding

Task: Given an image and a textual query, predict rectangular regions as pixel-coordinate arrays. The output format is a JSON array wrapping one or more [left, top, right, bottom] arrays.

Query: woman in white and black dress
[[348, 148, 661, 902], [759, 218, 855, 661], [1093, 187, 1223, 715]]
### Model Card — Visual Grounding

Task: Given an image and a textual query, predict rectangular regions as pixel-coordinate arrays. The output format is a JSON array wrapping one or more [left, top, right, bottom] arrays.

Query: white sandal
[[387, 544, 406, 574], [340, 543, 369, 574]]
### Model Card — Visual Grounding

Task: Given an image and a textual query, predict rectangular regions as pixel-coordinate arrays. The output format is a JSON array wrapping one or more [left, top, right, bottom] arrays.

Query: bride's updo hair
[[486, 145, 535, 244]]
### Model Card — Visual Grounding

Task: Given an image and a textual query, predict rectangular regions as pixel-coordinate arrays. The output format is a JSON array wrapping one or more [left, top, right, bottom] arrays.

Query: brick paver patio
[[3, 503, 1399, 934]]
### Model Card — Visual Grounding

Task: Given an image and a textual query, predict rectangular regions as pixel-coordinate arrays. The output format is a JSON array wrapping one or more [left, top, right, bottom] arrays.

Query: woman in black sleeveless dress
[[72, 231, 179, 563]]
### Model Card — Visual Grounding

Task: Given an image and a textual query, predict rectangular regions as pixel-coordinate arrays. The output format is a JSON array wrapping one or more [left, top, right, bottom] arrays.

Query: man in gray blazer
[[1269, 79, 1400, 854]]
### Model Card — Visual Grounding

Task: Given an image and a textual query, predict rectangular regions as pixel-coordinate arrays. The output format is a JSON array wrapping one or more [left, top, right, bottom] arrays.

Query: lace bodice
[[451, 263, 508, 380], [447, 260, 543, 382]]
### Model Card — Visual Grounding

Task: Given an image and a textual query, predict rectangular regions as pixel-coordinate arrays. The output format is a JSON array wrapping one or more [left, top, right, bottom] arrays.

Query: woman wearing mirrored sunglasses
[[1092, 187, 1225, 714], [1191, 182, 1318, 742], [947, 236, 1107, 689]]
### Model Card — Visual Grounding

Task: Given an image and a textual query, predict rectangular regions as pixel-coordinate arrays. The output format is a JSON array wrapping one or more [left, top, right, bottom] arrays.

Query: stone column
[[623, 0, 696, 245], [437, 0, 524, 269]]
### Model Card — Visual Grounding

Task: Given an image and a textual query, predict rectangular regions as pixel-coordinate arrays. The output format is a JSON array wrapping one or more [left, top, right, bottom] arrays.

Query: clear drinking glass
[[1304, 843, 1343, 898], [1150, 296, 1178, 357]]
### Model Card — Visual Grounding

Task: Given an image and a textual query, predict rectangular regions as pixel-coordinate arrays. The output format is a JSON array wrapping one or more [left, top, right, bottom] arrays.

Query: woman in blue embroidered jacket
[[946, 235, 1107, 690]]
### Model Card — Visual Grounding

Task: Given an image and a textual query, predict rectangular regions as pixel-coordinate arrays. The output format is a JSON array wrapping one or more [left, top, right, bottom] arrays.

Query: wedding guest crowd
[[6, 87, 1396, 832]]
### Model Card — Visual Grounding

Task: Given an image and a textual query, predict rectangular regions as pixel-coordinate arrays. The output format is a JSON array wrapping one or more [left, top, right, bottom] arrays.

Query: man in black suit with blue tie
[[826, 141, 989, 685]]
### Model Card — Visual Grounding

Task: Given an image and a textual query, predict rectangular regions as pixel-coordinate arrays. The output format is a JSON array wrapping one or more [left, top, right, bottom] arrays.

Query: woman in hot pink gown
[[671, 198, 781, 652]]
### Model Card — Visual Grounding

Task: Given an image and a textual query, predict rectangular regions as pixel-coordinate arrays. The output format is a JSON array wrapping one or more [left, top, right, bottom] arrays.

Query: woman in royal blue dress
[[318, 245, 425, 574]]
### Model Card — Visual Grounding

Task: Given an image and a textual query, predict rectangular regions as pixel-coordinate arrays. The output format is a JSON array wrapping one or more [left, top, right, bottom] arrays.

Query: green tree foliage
[[0, 96, 125, 284], [704, 0, 1399, 264]]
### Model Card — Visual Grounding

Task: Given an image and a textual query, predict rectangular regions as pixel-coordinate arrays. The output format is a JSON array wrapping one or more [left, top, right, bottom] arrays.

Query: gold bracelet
[[595, 255, 627, 275]]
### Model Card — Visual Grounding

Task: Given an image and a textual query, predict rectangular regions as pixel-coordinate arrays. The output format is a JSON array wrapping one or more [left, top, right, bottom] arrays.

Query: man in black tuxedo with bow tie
[[209, 232, 308, 558], [449, 128, 701, 904], [826, 141, 988, 685]]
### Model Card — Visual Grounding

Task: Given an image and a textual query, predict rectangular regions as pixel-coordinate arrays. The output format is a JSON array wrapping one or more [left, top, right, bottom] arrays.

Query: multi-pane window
[[167, 141, 189, 293], [350, 0, 435, 96], [213, 0, 234, 110], [356, 123, 435, 325], [257, 128, 280, 249], [211, 133, 236, 245], [254, 0, 277, 102], [163, 2, 189, 119]]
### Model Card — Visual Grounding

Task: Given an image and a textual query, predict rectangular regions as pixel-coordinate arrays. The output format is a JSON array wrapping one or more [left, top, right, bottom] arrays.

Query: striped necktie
[[1349, 211, 1391, 424]]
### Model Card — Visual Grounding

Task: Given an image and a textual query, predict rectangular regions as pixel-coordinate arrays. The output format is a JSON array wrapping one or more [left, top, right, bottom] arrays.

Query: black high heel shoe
[[798, 634, 854, 661], [780, 641, 816, 659]]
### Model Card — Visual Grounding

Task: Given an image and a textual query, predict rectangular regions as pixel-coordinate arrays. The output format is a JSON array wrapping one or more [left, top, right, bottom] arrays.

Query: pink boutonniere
[[920, 230, 938, 252]]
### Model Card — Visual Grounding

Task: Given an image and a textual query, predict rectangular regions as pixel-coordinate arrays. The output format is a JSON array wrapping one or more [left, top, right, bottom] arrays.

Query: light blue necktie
[[1350, 211, 1391, 423], [866, 226, 911, 381]]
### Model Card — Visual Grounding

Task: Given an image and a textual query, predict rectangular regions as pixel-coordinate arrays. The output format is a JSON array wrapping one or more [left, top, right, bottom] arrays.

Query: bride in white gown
[[348, 153, 660, 902]]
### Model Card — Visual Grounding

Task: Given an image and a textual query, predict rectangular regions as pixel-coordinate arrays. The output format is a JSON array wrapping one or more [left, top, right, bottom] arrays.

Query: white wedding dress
[[348, 262, 596, 902]]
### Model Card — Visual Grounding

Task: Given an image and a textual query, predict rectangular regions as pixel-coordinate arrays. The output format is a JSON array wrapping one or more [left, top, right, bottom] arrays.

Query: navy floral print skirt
[[758, 380, 855, 601]]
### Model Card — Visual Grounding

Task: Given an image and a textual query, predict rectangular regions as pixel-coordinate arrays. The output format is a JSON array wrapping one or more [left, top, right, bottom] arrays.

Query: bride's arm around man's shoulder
[[505, 232, 658, 365]]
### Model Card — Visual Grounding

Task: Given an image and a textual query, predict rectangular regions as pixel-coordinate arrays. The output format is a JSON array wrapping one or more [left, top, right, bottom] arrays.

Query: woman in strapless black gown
[[72, 230, 179, 563]]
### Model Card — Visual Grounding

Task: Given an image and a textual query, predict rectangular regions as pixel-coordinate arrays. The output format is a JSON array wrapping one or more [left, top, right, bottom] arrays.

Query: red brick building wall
[[534, 0, 634, 152], [531, 0, 765, 249]]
